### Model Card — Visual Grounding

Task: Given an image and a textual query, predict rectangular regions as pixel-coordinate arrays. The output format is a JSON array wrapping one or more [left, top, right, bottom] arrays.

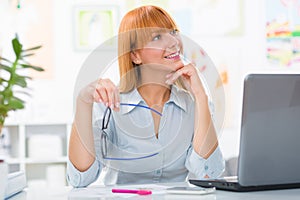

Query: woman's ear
[[130, 51, 142, 65]]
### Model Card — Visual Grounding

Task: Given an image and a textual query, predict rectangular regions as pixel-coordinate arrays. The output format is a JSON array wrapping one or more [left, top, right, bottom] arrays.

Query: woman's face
[[135, 29, 183, 72]]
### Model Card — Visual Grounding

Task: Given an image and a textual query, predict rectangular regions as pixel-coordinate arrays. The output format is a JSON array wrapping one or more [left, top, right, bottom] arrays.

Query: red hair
[[118, 6, 179, 92]]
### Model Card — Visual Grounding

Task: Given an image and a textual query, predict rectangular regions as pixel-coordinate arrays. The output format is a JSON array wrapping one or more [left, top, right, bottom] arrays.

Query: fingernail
[[115, 102, 120, 108], [166, 73, 172, 78], [110, 104, 114, 109], [105, 102, 109, 107], [165, 80, 171, 85]]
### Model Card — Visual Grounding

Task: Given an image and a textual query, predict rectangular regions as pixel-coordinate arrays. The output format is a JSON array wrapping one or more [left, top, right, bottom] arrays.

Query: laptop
[[189, 74, 300, 192]]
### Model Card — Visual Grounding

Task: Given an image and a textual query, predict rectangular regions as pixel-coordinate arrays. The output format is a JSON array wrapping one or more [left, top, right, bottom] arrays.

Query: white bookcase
[[1, 123, 72, 187]]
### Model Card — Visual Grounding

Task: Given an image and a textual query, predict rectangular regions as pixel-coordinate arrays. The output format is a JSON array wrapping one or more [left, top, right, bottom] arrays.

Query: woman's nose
[[166, 33, 179, 49]]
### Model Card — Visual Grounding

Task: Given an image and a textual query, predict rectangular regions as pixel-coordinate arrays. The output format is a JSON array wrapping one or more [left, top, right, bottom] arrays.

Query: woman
[[67, 5, 225, 187]]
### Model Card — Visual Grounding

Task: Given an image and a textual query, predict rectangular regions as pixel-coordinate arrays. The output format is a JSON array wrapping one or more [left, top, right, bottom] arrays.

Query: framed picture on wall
[[73, 5, 119, 51]]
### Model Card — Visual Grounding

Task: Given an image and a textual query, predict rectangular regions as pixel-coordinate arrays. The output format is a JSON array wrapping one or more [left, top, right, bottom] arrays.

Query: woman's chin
[[168, 59, 184, 71]]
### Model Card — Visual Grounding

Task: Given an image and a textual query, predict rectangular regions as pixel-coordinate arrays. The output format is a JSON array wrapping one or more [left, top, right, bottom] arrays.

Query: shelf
[[1, 123, 71, 186], [7, 158, 23, 164], [4, 121, 73, 126], [25, 157, 68, 164], [7, 157, 68, 164]]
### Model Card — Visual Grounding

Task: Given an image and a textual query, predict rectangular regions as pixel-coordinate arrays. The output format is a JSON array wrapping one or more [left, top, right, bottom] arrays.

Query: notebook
[[190, 74, 300, 192]]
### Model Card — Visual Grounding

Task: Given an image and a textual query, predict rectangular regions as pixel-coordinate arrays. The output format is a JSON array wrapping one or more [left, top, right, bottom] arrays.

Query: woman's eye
[[152, 34, 161, 41], [170, 29, 178, 35]]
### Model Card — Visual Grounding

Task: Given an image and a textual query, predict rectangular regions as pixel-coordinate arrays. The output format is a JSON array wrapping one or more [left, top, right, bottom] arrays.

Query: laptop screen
[[238, 74, 300, 186]]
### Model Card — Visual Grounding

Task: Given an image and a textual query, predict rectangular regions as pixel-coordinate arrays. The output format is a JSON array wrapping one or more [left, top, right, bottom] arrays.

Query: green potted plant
[[0, 35, 44, 134]]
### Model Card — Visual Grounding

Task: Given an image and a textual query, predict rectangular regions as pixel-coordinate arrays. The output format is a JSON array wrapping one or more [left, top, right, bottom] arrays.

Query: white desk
[[8, 182, 300, 200]]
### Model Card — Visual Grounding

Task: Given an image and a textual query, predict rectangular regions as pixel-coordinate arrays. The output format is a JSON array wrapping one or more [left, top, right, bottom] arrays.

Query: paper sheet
[[68, 184, 172, 199]]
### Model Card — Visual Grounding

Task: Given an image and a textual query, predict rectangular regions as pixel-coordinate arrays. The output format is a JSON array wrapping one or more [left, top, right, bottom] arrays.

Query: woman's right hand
[[78, 78, 120, 111]]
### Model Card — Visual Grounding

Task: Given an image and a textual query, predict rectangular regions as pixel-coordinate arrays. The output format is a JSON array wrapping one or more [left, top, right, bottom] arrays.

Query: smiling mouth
[[164, 51, 180, 59]]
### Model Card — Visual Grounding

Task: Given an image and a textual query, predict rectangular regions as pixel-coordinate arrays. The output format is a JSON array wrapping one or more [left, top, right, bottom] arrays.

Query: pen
[[112, 188, 152, 195]]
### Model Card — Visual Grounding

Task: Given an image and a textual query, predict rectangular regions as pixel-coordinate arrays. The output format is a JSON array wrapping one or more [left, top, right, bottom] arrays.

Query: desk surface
[[8, 182, 300, 200]]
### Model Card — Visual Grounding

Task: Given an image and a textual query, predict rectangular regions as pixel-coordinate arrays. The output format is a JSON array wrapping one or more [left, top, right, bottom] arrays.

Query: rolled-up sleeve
[[67, 159, 101, 187], [185, 146, 225, 179]]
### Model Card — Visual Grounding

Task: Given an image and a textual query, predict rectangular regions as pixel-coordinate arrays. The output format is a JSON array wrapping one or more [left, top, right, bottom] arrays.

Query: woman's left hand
[[165, 63, 206, 97]]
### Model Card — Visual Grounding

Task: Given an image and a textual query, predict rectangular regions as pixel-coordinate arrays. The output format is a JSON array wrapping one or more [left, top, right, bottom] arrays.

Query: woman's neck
[[137, 84, 171, 107], [137, 64, 172, 106]]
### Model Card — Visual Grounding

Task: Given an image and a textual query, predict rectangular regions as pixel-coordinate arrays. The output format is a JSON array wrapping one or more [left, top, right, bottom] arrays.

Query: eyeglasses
[[100, 103, 161, 161]]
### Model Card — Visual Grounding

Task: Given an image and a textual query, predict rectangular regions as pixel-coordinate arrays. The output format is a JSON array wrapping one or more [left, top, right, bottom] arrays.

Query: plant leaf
[[12, 37, 23, 59], [20, 64, 44, 71], [0, 64, 12, 73], [0, 78, 8, 83], [7, 97, 25, 110], [1, 89, 13, 98], [0, 57, 13, 64], [14, 90, 32, 97], [15, 74, 32, 80], [23, 45, 42, 52], [12, 74, 27, 88], [21, 53, 35, 57], [0, 105, 9, 114]]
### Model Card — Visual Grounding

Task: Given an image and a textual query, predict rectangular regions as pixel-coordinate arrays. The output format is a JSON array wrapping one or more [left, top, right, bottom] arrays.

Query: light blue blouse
[[67, 85, 225, 187]]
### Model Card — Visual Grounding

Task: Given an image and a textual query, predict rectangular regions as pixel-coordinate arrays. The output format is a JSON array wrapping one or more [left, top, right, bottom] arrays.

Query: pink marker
[[112, 188, 152, 195]]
